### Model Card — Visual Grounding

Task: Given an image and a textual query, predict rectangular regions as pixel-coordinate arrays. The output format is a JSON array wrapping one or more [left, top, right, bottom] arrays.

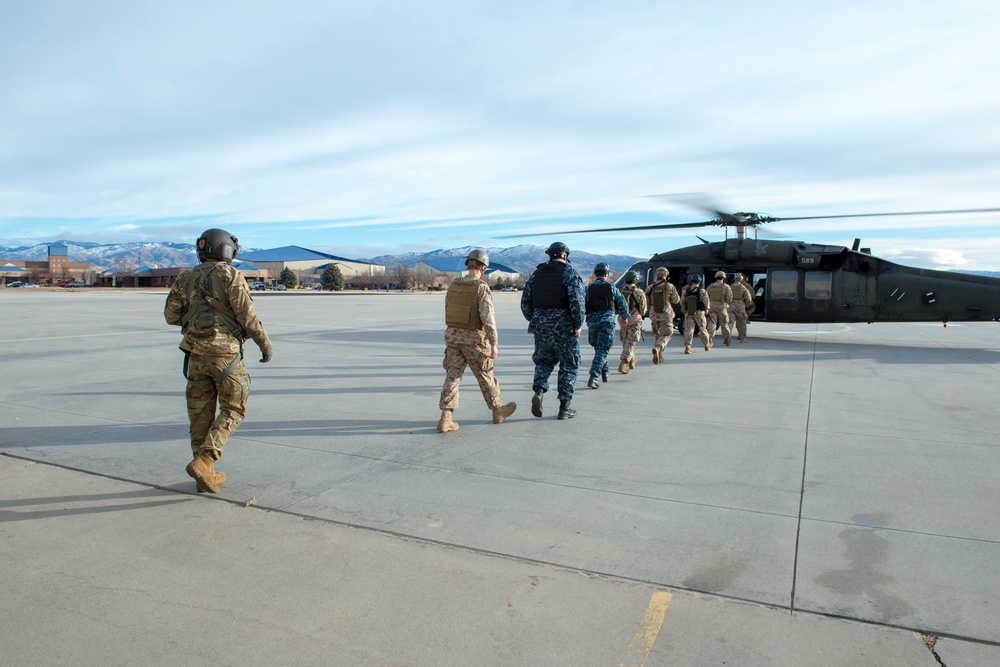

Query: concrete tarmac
[[2, 288, 999, 666]]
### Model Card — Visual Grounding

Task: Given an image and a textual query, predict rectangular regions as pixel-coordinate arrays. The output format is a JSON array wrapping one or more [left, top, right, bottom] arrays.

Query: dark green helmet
[[623, 270, 638, 283], [197, 228, 240, 263]]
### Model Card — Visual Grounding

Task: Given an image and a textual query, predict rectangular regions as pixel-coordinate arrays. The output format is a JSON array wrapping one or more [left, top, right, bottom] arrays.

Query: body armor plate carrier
[[532, 262, 569, 309], [445, 280, 483, 330]]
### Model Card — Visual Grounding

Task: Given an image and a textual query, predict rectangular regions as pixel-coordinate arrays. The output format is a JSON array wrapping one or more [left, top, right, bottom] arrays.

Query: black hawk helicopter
[[508, 201, 1000, 324]]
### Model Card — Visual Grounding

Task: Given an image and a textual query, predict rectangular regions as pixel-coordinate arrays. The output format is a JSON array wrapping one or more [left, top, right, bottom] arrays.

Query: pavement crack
[[920, 634, 946, 666]]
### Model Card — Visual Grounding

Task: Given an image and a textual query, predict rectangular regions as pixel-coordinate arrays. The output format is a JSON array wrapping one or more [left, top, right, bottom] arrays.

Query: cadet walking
[[521, 242, 586, 419], [680, 274, 711, 354], [584, 263, 629, 389], [705, 270, 733, 346], [164, 228, 272, 493], [645, 267, 680, 364], [437, 250, 516, 432], [617, 271, 647, 374], [727, 273, 755, 343]]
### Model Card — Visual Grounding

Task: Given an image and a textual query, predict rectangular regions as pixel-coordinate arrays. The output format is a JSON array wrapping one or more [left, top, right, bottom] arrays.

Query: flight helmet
[[465, 249, 490, 268], [197, 228, 240, 263]]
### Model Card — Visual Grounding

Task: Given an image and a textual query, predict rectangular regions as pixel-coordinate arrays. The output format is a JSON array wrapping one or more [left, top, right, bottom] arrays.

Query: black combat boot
[[601, 368, 609, 383], [531, 388, 544, 418], [557, 400, 577, 420], [587, 375, 599, 389]]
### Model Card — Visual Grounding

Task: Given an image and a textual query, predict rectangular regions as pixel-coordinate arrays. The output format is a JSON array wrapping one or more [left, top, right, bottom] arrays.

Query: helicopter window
[[770, 271, 797, 299], [805, 271, 832, 299]]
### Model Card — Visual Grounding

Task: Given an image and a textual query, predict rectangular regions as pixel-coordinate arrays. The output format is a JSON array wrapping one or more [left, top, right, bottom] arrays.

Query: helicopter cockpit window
[[770, 271, 797, 299], [805, 271, 832, 299]]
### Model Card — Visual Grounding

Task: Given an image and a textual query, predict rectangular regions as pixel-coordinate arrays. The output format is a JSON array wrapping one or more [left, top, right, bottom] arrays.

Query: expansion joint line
[[789, 329, 818, 610]]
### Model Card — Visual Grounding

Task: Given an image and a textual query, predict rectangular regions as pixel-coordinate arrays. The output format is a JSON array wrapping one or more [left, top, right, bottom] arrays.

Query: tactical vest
[[622, 285, 643, 315], [531, 262, 569, 309], [684, 287, 708, 312], [649, 281, 672, 313], [733, 282, 750, 305], [586, 281, 614, 313], [445, 280, 483, 330], [707, 282, 726, 303], [180, 262, 247, 340]]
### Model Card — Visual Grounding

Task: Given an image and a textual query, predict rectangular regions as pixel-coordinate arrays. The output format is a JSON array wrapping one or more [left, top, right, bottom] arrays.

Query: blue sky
[[2, 1, 999, 268]]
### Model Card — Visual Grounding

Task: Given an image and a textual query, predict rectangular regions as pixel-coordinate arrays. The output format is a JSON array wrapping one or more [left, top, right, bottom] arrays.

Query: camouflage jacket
[[520, 260, 585, 335], [164, 260, 270, 356]]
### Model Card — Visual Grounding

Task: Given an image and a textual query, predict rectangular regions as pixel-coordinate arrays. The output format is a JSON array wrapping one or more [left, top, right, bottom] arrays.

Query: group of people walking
[[164, 228, 754, 494], [435, 242, 757, 434]]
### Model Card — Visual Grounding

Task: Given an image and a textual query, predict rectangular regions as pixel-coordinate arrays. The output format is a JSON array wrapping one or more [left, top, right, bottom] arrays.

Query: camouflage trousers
[[706, 305, 731, 343], [619, 314, 642, 362], [728, 301, 749, 340], [185, 353, 249, 460], [683, 311, 710, 348], [648, 311, 675, 352], [587, 320, 615, 379], [439, 340, 503, 412], [532, 331, 581, 401]]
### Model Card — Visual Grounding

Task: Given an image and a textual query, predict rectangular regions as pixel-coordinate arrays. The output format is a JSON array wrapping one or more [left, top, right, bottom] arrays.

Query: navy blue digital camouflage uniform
[[520, 261, 586, 401], [585, 278, 630, 381]]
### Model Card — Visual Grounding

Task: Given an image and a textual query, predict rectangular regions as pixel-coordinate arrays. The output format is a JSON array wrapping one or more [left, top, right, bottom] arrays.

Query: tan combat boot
[[186, 454, 225, 494], [684, 345, 691, 354], [652, 348, 659, 364], [437, 410, 460, 432], [492, 402, 517, 424], [618, 360, 630, 374], [628, 354, 636, 369]]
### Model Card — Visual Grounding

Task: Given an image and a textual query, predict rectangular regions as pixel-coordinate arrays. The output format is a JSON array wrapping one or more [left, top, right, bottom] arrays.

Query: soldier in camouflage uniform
[[437, 249, 516, 432], [164, 228, 272, 493], [705, 270, 733, 346], [617, 270, 647, 374], [584, 262, 629, 389], [727, 273, 754, 343], [680, 274, 711, 354], [645, 267, 680, 365], [521, 242, 586, 419]]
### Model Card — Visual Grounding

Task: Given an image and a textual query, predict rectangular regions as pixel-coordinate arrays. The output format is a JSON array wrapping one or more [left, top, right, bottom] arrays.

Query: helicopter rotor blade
[[768, 207, 1000, 223], [644, 193, 739, 224], [499, 219, 717, 239]]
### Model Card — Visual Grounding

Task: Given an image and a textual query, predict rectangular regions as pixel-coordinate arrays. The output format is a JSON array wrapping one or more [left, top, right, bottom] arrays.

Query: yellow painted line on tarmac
[[618, 591, 672, 667]]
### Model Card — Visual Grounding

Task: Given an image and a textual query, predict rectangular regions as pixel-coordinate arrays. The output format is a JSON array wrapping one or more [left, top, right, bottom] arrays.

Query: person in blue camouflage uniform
[[584, 262, 629, 389], [520, 242, 586, 419]]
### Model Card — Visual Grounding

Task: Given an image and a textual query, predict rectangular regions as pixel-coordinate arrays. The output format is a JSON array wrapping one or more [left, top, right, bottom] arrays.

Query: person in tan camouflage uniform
[[164, 228, 272, 493], [617, 270, 647, 374], [644, 267, 680, 365], [705, 270, 733, 346], [727, 273, 754, 343], [437, 249, 516, 432], [680, 274, 712, 354]]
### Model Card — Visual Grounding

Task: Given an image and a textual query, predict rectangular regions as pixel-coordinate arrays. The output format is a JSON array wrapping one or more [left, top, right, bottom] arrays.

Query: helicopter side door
[[763, 269, 839, 322]]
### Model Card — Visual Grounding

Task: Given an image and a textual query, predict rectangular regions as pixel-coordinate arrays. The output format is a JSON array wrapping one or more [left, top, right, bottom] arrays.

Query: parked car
[[21, 283, 40, 288], [273, 284, 287, 291], [248, 282, 270, 290], [7, 281, 24, 287], [63, 281, 89, 288]]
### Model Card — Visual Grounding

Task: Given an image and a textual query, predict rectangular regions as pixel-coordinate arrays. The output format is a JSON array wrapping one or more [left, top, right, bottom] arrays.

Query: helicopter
[[507, 202, 1000, 324]]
